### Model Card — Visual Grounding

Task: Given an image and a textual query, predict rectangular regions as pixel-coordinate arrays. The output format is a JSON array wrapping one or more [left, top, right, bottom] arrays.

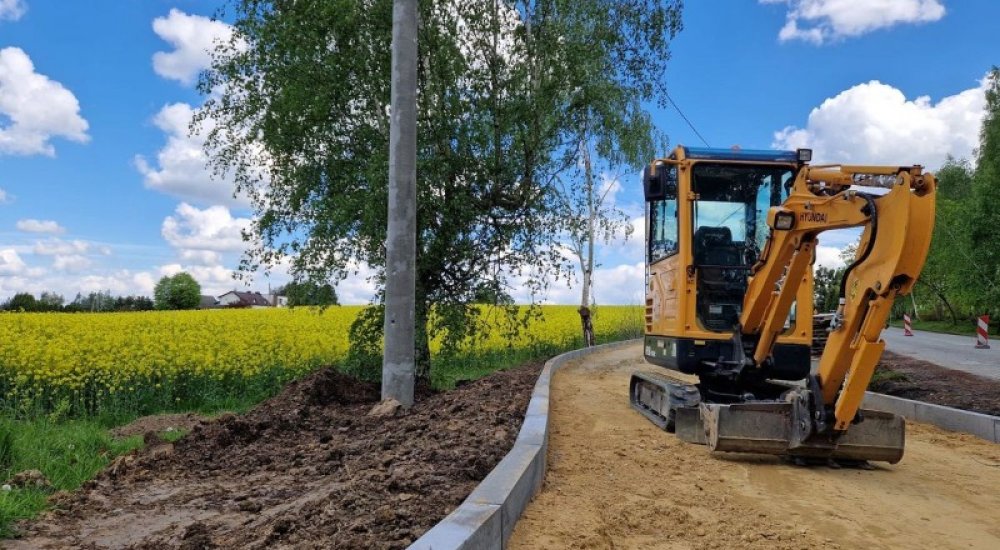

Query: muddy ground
[[511, 344, 1000, 549], [7, 361, 542, 549], [873, 351, 1000, 415]]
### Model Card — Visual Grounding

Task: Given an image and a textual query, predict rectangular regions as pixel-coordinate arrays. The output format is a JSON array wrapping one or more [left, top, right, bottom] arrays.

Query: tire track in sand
[[509, 343, 1000, 550]]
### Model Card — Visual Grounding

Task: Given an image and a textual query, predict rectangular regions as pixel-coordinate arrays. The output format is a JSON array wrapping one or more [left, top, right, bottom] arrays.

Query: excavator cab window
[[648, 164, 679, 264], [691, 163, 793, 331]]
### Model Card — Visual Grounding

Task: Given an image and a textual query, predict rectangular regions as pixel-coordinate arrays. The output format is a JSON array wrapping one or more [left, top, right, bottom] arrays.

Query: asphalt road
[[882, 326, 1000, 380]]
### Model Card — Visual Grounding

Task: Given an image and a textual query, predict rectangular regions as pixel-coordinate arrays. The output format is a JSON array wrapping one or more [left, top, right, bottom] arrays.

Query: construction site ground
[[6, 362, 543, 549], [510, 343, 1000, 550]]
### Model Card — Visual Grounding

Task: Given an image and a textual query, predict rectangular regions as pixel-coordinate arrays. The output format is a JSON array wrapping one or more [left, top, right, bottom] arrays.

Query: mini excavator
[[630, 146, 935, 464]]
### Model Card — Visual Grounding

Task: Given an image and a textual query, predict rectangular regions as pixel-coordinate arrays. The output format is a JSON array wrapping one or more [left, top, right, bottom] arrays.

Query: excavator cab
[[632, 145, 936, 464], [642, 148, 812, 385]]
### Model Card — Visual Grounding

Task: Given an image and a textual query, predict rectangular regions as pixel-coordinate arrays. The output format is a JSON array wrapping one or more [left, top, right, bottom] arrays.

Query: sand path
[[509, 343, 1000, 550]]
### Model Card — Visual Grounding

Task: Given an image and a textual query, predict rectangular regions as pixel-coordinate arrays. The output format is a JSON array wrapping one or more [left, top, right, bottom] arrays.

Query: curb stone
[[409, 339, 640, 550], [863, 391, 1000, 443]]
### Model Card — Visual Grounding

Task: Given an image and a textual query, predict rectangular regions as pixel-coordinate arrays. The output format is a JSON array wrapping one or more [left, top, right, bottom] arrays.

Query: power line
[[666, 91, 711, 148]]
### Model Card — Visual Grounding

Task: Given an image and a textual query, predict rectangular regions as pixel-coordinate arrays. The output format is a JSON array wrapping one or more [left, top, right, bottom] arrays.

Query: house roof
[[220, 290, 272, 307], [199, 295, 218, 307]]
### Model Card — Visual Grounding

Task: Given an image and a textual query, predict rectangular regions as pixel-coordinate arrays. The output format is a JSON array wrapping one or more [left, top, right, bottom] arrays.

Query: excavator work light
[[773, 210, 795, 230], [797, 148, 813, 162]]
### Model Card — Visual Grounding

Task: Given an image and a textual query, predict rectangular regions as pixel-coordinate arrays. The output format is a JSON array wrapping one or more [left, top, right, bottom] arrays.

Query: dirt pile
[[10, 362, 542, 549], [873, 351, 1000, 415]]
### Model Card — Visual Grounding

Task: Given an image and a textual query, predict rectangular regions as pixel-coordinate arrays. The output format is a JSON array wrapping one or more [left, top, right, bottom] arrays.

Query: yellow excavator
[[630, 145, 935, 464]]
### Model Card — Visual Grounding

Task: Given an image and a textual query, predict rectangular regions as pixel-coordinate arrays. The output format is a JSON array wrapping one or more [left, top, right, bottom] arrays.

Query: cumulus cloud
[[815, 245, 844, 268], [0, 186, 9, 203], [16, 218, 65, 234], [73, 270, 155, 296], [0, 0, 26, 21], [135, 102, 247, 206], [152, 9, 238, 85], [0, 47, 89, 156], [0, 248, 26, 275], [762, 0, 945, 44], [33, 238, 89, 255], [162, 202, 249, 253], [52, 254, 91, 272], [773, 78, 986, 169], [179, 249, 222, 266]]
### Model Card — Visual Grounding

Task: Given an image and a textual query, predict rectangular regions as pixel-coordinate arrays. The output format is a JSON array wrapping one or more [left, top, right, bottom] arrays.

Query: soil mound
[[11, 361, 543, 549], [873, 351, 1000, 415], [110, 413, 207, 439]]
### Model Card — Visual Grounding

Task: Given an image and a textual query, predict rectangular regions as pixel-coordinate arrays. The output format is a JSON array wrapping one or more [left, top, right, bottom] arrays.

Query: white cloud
[[0, 187, 9, 203], [506, 259, 645, 306], [162, 202, 249, 253], [0, 248, 26, 275], [0, 47, 89, 156], [179, 249, 222, 265], [33, 238, 89, 255], [16, 218, 65, 234], [815, 245, 844, 269], [334, 262, 380, 305], [0, 0, 26, 22], [52, 254, 91, 272], [773, 78, 986, 169], [762, 0, 945, 44], [75, 270, 153, 296], [135, 102, 247, 206], [152, 9, 237, 85]]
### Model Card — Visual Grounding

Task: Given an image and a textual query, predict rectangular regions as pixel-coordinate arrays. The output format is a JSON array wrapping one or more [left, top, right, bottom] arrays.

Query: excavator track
[[629, 370, 906, 463]]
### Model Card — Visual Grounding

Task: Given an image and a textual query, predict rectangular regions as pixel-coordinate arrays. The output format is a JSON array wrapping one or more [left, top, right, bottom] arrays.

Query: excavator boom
[[629, 146, 936, 463]]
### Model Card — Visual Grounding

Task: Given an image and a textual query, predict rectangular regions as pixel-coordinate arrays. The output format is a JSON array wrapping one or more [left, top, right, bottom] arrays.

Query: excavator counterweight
[[630, 146, 935, 464]]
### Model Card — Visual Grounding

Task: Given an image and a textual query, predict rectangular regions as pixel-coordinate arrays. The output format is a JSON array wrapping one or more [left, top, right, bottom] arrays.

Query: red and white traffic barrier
[[976, 315, 990, 349], [903, 314, 914, 336]]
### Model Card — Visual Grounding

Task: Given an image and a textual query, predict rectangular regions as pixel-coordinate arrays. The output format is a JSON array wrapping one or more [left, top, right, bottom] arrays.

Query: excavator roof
[[672, 146, 799, 163]]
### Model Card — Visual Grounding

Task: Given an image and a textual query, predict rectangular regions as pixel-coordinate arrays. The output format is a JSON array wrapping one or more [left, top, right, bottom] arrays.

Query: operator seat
[[693, 226, 745, 330]]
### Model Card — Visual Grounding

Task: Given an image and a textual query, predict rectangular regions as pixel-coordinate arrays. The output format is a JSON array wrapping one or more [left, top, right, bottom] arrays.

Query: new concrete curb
[[863, 391, 1000, 443], [409, 338, 641, 550]]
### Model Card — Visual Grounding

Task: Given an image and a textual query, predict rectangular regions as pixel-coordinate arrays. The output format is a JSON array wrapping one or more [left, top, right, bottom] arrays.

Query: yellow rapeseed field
[[0, 305, 641, 417]]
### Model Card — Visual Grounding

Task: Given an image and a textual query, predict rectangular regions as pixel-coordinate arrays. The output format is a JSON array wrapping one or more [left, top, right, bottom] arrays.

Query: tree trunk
[[918, 279, 958, 325], [382, 0, 418, 408], [578, 135, 596, 347], [909, 291, 921, 321]]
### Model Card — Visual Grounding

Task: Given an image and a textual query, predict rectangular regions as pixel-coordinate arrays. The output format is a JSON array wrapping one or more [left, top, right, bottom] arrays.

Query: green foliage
[[281, 281, 339, 307], [0, 427, 12, 472], [813, 265, 844, 313], [0, 418, 143, 537], [201, 0, 683, 378], [2, 293, 37, 312], [967, 67, 1000, 314], [153, 272, 202, 310]]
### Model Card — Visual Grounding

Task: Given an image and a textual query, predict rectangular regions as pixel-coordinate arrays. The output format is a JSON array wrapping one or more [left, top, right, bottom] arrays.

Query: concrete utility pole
[[381, 0, 418, 408]]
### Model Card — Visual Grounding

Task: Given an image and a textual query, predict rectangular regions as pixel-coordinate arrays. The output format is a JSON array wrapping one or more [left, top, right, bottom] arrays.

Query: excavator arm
[[741, 164, 936, 433]]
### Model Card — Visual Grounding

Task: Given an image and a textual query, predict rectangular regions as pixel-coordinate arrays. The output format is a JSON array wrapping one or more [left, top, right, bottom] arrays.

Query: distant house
[[217, 291, 273, 308], [265, 293, 289, 307], [198, 295, 220, 309]]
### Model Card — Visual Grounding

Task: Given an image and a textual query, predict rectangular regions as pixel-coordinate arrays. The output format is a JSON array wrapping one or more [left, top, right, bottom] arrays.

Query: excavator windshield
[[690, 163, 794, 330]]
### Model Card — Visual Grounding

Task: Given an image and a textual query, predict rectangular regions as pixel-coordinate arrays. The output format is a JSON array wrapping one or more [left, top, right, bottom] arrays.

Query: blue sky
[[0, 0, 997, 304]]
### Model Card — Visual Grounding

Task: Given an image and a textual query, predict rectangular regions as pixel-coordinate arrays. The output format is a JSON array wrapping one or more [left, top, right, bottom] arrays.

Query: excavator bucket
[[630, 371, 906, 464]]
